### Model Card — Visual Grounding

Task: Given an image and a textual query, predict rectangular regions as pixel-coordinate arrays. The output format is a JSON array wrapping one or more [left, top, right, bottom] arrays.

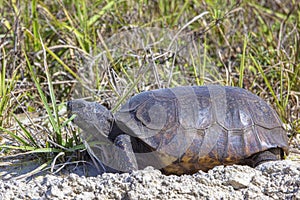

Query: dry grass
[[0, 0, 299, 173]]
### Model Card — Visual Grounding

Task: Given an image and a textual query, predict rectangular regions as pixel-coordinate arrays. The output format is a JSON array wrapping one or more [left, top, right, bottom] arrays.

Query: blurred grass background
[[0, 0, 299, 173]]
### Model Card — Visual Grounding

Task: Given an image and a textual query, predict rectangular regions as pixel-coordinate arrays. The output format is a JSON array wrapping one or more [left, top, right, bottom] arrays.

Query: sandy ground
[[0, 159, 299, 199]]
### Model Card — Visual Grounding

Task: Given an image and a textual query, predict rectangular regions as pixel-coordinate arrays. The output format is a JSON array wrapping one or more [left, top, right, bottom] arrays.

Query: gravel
[[0, 160, 299, 199]]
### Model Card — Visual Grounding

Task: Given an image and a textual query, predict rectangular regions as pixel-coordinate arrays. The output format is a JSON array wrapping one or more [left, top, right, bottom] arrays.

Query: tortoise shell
[[115, 85, 289, 174]]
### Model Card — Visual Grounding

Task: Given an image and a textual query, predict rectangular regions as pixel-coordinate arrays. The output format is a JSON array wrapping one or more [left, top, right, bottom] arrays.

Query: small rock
[[48, 185, 64, 198], [75, 192, 95, 200], [223, 165, 258, 189]]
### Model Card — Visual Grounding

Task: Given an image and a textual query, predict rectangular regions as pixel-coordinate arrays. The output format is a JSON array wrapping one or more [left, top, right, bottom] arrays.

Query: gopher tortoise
[[67, 85, 289, 175]]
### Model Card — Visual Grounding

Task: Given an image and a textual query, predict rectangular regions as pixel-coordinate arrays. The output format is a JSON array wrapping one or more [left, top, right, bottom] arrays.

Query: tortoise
[[67, 85, 289, 175]]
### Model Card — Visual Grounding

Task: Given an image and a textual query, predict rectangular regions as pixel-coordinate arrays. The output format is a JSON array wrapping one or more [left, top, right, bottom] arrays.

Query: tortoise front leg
[[83, 133, 138, 173], [112, 134, 138, 172]]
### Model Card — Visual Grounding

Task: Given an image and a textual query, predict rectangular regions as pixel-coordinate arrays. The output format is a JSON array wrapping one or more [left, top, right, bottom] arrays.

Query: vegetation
[[0, 0, 299, 174]]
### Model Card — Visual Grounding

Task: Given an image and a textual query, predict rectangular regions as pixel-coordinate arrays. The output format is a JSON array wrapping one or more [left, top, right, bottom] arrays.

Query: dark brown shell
[[115, 85, 289, 174]]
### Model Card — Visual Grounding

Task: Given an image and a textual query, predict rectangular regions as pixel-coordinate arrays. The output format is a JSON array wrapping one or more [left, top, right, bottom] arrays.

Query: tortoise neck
[[108, 120, 124, 141]]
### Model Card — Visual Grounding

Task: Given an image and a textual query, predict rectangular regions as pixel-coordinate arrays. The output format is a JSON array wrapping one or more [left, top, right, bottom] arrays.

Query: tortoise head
[[67, 99, 113, 138]]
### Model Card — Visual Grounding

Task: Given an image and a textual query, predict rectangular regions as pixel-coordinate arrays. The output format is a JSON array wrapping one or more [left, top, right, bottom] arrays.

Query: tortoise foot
[[244, 148, 283, 167], [113, 134, 138, 172]]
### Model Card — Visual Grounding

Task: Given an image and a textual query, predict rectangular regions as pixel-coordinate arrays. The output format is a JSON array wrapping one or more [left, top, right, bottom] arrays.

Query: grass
[[0, 0, 299, 175]]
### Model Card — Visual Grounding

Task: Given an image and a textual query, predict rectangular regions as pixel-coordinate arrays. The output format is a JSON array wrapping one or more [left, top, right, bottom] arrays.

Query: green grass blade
[[87, 1, 116, 27], [248, 2, 289, 20], [192, 55, 200, 86], [239, 35, 248, 87], [200, 35, 208, 86], [24, 29, 83, 83], [0, 145, 36, 151], [0, 48, 6, 98], [28, 147, 63, 153], [0, 126, 29, 146], [61, 114, 76, 127], [0, 48, 8, 121], [31, 0, 40, 51], [56, 0, 91, 51], [13, 115, 39, 147], [172, 1, 189, 26], [250, 54, 283, 112], [24, 51, 61, 142], [38, 34, 62, 144]]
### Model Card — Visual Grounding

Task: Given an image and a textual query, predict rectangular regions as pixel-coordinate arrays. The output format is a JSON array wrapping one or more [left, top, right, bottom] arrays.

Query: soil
[[0, 159, 299, 199]]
